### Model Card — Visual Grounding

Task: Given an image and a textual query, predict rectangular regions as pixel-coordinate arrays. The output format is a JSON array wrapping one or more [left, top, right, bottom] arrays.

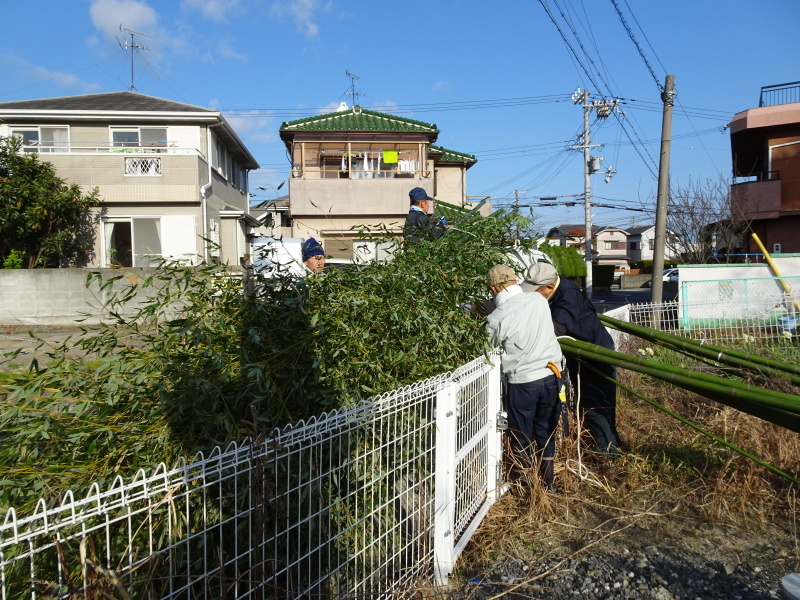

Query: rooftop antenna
[[118, 25, 151, 91], [345, 70, 365, 106]]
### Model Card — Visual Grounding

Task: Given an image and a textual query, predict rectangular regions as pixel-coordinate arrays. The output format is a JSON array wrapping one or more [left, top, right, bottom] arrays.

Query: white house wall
[[434, 165, 466, 207]]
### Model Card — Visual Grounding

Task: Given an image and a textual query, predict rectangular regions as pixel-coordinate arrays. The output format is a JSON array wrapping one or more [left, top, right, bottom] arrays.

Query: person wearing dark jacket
[[522, 261, 622, 456], [404, 187, 445, 242]]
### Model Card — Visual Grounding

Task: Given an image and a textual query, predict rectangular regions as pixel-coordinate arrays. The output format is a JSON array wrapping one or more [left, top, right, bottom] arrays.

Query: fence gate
[[433, 356, 504, 584]]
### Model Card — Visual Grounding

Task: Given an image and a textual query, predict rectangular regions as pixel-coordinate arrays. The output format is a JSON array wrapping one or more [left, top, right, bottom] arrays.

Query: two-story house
[[278, 103, 478, 260], [730, 81, 800, 254], [594, 226, 630, 272], [545, 223, 599, 255], [626, 224, 684, 265], [546, 223, 630, 272], [0, 91, 260, 268]]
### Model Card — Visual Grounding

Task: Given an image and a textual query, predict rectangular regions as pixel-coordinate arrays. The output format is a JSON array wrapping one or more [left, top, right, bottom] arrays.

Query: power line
[[609, 0, 662, 89]]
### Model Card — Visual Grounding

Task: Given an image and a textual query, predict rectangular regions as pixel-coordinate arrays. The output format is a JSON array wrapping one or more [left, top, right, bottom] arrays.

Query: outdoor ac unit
[[773, 243, 782, 254]]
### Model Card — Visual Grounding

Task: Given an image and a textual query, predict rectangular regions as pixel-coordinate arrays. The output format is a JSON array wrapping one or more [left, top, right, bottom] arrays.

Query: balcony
[[731, 178, 782, 220], [290, 177, 422, 216], [22, 144, 210, 203]]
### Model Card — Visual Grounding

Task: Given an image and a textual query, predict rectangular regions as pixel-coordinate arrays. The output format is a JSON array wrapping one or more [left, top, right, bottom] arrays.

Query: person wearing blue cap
[[301, 237, 325, 273], [404, 187, 445, 243]]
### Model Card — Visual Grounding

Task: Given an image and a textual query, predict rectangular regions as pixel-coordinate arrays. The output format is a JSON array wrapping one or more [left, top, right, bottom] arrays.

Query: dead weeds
[[455, 368, 800, 582]]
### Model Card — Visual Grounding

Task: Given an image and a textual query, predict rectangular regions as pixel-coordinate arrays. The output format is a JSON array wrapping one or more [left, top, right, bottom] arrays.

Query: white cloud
[[90, 0, 159, 41], [0, 54, 102, 94], [432, 80, 451, 93], [181, 0, 241, 22], [272, 0, 327, 38], [225, 112, 276, 144], [217, 40, 248, 62], [371, 100, 398, 113]]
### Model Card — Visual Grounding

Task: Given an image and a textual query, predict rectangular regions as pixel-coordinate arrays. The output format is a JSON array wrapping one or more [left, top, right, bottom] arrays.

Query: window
[[648, 239, 655, 250], [605, 241, 625, 250], [105, 216, 196, 267], [629, 241, 640, 251], [11, 126, 69, 152], [111, 127, 167, 151], [211, 134, 229, 177]]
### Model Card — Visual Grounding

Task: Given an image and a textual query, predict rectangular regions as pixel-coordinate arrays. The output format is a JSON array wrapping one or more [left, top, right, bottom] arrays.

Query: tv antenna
[[118, 25, 151, 91], [345, 70, 365, 106]]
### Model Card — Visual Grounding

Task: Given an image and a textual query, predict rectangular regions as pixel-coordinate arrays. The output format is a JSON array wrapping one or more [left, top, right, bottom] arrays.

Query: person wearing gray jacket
[[485, 264, 563, 491]]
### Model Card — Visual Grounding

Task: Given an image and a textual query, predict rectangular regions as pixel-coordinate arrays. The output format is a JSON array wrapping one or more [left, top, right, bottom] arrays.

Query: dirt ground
[[0, 324, 102, 370]]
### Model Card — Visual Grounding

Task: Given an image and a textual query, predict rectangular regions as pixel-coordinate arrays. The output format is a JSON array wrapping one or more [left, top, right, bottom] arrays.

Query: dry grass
[[454, 358, 800, 582]]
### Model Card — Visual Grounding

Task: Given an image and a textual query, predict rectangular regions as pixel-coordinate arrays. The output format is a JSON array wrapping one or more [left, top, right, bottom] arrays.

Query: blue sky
[[1, 0, 797, 232]]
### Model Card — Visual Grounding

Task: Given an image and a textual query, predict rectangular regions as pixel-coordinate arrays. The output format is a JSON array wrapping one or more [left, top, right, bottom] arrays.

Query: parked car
[[663, 268, 679, 283]]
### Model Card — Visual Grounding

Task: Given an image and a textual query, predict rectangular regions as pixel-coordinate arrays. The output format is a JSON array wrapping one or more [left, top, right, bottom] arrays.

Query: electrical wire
[[609, 0, 663, 90]]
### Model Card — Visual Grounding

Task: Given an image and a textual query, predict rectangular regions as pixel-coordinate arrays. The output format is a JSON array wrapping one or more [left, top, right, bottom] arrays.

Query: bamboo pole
[[559, 339, 800, 433], [594, 363, 800, 486], [600, 314, 800, 381], [751, 232, 800, 311]]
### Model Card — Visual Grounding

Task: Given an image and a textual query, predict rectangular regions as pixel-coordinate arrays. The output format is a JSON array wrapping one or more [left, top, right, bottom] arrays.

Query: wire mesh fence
[[0, 353, 503, 599], [612, 284, 799, 348]]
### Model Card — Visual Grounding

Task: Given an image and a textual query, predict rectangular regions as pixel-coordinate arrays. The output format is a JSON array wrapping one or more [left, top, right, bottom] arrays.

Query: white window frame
[[10, 125, 70, 153], [103, 215, 197, 267], [109, 126, 169, 151], [211, 133, 229, 179]]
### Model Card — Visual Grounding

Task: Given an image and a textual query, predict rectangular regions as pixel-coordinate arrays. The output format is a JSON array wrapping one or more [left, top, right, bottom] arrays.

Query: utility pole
[[582, 89, 593, 297], [570, 89, 618, 298], [513, 189, 525, 238], [650, 75, 675, 308]]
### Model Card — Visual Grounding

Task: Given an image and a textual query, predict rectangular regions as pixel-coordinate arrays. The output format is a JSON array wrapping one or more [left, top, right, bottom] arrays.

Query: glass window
[[140, 128, 167, 148], [12, 126, 69, 152], [113, 130, 140, 147], [111, 127, 168, 151]]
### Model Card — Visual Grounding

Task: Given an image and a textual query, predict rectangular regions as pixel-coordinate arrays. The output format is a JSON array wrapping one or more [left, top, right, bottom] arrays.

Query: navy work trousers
[[505, 374, 560, 487]]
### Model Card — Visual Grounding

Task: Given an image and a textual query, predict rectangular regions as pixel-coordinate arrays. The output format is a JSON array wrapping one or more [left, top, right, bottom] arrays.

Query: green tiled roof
[[429, 144, 477, 164], [280, 106, 439, 133]]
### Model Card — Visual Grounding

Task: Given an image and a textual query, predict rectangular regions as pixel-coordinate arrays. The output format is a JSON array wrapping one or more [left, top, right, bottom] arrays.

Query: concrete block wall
[[0, 269, 160, 326]]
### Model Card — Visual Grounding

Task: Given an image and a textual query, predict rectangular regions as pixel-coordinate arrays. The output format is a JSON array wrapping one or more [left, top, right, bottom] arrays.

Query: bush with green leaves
[[0, 135, 100, 268], [0, 209, 525, 509]]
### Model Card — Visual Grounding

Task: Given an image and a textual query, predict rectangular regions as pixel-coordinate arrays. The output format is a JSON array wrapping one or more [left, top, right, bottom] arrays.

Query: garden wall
[[0, 268, 155, 326]]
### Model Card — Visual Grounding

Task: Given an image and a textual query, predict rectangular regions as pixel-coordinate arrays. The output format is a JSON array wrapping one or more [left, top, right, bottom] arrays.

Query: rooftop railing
[[758, 81, 800, 107]]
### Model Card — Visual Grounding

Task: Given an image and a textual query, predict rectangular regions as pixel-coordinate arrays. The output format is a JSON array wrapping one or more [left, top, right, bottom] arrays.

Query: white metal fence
[[611, 288, 798, 347], [0, 353, 503, 599]]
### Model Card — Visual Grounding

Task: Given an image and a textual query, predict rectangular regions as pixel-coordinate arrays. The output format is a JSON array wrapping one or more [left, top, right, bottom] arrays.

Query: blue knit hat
[[301, 238, 324, 262]]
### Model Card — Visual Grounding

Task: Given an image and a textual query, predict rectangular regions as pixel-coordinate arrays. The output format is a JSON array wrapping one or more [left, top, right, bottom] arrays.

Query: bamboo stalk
[[600, 314, 800, 380], [559, 339, 800, 432], [596, 364, 800, 486]]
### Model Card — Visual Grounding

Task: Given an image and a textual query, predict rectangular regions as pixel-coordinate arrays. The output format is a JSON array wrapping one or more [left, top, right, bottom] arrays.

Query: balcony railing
[[759, 81, 800, 107], [732, 170, 780, 185], [17, 142, 206, 160], [291, 165, 422, 179]]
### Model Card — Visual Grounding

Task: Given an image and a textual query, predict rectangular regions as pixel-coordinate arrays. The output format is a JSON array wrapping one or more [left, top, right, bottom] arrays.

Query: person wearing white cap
[[485, 264, 563, 491], [523, 261, 622, 458]]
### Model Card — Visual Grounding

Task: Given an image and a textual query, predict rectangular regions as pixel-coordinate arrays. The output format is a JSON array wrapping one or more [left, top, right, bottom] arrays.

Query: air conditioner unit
[[773, 243, 782, 254]]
